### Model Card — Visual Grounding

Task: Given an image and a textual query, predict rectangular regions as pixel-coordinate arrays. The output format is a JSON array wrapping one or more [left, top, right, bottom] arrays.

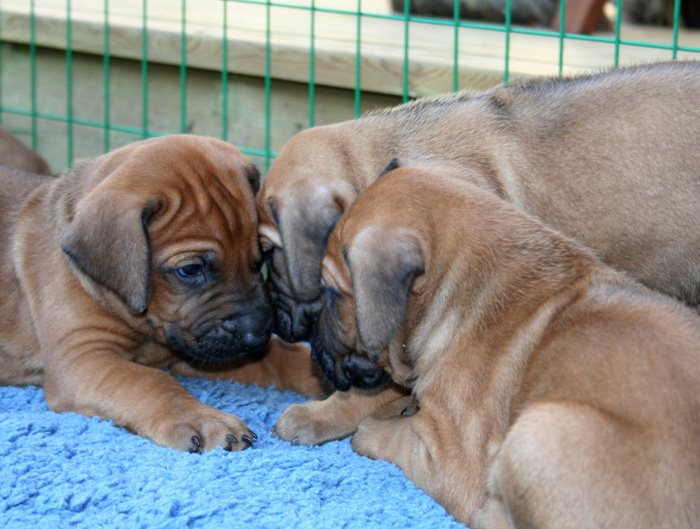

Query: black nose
[[272, 299, 318, 343], [182, 300, 272, 361], [222, 315, 271, 352], [221, 305, 272, 353]]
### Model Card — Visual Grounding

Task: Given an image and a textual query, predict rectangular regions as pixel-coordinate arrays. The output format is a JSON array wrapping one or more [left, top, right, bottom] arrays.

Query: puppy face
[[61, 135, 271, 362], [311, 207, 424, 392], [311, 236, 387, 392], [257, 195, 330, 344], [257, 131, 359, 343]]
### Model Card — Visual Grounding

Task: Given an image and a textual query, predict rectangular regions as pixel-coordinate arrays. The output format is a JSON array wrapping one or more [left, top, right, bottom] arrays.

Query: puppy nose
[[240, 331, 269, 351], [222, 313, 272, 351]]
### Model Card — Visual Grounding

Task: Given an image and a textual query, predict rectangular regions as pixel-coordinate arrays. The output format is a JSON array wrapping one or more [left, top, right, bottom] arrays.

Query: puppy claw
[[225, 434, 238, 451], [241, 435, 255, 448], [401, 403, 419, 416], [188, 435, 203, 454], [291, 437, 299, 446]]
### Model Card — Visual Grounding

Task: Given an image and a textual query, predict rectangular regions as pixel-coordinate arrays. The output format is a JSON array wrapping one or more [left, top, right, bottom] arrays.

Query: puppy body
[[0, 135, 325, 452], [259, 61, 700, 343], [304, 166, 700, 527], [0, 126, 52, 175]]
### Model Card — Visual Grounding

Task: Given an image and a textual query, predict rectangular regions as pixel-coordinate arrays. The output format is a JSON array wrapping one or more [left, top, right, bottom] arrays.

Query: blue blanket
[[0, 375, 464, 528]]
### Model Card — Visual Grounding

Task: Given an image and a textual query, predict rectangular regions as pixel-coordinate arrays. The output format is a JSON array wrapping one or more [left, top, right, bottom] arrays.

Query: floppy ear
[[377, 158, 400, 178], [280, 186, 344, 299], [244, 164, 261, 195], [349, 227, 424, 351], [61, 188, 160, 314]]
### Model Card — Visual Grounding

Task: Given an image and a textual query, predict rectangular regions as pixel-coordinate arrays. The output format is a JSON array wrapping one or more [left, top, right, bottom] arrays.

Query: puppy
[[258, 61, 700, 344], [0, 125, 52, 175], [297, 162, 700, 528], [0, 135, 325, 452]]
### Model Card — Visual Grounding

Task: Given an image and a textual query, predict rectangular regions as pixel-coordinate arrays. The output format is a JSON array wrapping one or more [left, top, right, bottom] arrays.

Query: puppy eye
[[320, 280, 340, 304], [176, 264, 203, 278], [259, 236, 276, 256], [253, 258, 265, 275]]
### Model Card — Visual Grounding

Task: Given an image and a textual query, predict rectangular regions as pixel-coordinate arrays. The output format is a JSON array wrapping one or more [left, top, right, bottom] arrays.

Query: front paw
[[274, 400, 357, 445], [351, 415, 408, 461], [154, 405, 257, 453]]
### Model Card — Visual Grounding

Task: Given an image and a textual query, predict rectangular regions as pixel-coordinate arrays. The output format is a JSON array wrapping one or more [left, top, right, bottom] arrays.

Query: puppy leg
[[170, 337, 329, 399], [274, 383, 409, 445], [44, 351, 256, 453], [494, 401, 667, 529], [352, 407, 508, 528]]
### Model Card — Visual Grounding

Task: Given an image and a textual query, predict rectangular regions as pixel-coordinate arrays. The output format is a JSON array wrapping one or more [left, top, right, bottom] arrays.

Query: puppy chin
[[310, 328, 390, 391], [343, 354, 391, 390]]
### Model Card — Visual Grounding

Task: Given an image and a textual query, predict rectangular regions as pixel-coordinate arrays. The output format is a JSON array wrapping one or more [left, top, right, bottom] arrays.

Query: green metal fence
[[0, 0, 698, 174]]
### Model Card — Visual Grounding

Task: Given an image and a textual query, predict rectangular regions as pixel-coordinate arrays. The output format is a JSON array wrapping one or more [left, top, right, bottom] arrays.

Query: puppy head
[[61, 135, 271, 362], [258, 128, 358, 342], [311, 172, 426, 391]]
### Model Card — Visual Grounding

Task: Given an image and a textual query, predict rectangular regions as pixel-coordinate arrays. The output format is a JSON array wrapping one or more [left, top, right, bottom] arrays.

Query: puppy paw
[[351, 415, 409, 462], [370, 395, 419, 420], [154, 406, 257, 453], [274, 401, 358, 445]]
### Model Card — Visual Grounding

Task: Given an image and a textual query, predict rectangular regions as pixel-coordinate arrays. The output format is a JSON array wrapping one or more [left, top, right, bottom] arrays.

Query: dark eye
[[253, 258, 265, 275], [261, 246, 275, 261], [320, 280, 339, 305], [176, 264, 203, 278]]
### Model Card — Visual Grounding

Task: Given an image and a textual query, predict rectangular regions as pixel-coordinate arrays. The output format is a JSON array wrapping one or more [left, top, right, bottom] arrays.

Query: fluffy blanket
[[0, 373, 464, 528]]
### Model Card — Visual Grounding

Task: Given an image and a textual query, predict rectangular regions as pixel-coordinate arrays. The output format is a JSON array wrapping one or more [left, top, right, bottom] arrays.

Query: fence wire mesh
[[0, 0, 698, 172]]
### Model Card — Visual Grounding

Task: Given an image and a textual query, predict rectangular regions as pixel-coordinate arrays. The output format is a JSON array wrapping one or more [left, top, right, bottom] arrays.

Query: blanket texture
[[0, 373, 464, 528]]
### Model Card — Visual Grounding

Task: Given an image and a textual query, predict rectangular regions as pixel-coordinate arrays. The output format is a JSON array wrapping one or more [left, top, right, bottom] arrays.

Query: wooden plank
[[1, 0, 700, 98], [0, 43, 401, 173]]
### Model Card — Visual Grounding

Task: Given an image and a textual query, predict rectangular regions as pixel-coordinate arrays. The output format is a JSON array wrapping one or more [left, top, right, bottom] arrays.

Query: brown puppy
[[0, 126, 52, 175], [292, 162, 700, 528], [258, 61, 700, 344], [0, 135, 325, 452]]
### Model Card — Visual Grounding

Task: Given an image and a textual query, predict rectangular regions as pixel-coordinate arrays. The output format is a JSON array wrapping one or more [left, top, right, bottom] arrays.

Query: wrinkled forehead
[[148, 193, 260, 274], [140, 147, 258, 243]]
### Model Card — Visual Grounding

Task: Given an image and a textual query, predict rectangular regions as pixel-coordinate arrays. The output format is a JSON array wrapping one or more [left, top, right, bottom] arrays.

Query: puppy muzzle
[[270, 292, 323, 343], [310, 327, 390, 392], [167, 310, 272, 362]]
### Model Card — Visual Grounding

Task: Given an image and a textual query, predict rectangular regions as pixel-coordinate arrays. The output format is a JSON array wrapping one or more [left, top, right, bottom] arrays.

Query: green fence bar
[[402, 0, 410, 101], [354, 0, 362, 117], [66, 0, 74, 164], [308, 0, 316, 127], [557, 0, 566, 76], [103, 0, 111, 152], [222, 0, 228, 141], [29, 0, 37, 150], [180, 0, 187, 134], [264, 0, 272, 171]]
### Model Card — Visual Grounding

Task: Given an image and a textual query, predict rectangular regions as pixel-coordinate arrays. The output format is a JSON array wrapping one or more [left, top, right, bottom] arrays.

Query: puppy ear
[[377, 158, 400, 178], [61, 188, 160, 314], [349, 227, 424, 351], [281, 186, 344, 299], [244, 164, 261, 195]]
